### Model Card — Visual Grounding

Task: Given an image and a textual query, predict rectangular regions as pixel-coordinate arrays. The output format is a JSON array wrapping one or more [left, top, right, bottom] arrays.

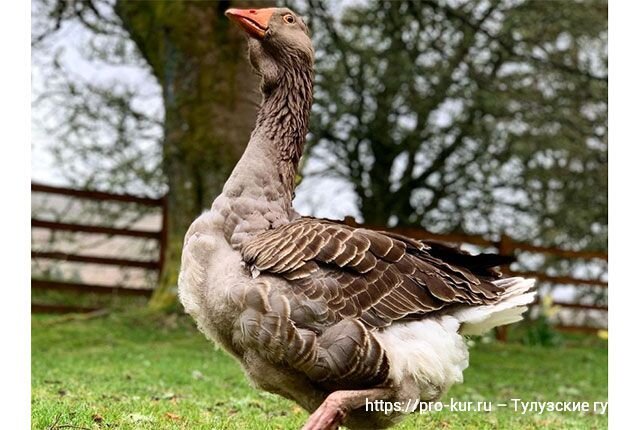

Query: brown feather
[[241, 217, 512, 328]]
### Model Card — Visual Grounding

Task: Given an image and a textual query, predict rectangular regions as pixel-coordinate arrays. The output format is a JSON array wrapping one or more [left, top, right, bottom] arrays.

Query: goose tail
[[455, 277, 536, 336]]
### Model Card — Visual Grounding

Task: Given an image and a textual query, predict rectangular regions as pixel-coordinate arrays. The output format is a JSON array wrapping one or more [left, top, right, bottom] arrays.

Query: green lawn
[[32, 311, 607, 429]]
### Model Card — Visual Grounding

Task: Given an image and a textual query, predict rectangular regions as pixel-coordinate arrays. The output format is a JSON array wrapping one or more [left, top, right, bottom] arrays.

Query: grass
[[32, 310, 607, 429]]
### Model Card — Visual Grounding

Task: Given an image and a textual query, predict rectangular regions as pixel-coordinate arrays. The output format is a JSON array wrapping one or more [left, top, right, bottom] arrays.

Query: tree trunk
[[115, 0, 262, 310]]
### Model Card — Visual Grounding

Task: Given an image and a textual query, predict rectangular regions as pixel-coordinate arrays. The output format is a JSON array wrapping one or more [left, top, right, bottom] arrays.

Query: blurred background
[[31, 1, 607, 428]]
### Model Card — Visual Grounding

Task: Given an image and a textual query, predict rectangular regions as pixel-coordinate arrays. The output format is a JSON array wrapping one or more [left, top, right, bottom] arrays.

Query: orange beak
[[225, 8, 276, 40]]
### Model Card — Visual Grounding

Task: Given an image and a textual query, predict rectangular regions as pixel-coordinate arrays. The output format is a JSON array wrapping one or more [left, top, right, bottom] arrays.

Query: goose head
[[225, 7, 313, 88]]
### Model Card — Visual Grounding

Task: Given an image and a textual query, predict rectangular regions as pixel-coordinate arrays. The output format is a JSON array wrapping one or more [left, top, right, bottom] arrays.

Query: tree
[[115, 1, 265, 309], [301, 0, 607, 251], [33, 0, 264, 309]]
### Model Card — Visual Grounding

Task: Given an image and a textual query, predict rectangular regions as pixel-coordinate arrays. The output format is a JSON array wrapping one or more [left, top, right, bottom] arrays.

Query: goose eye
[[283, 14, 295, 24]]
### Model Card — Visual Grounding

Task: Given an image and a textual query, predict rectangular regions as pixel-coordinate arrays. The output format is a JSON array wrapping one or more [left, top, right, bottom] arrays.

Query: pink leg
[[301, 388, 394, 430]]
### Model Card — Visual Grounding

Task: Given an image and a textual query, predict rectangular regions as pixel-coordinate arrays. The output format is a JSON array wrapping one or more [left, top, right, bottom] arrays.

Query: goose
[[178, 7, 536, 430]]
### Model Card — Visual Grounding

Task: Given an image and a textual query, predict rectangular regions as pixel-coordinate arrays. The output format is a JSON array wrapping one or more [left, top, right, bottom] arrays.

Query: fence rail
[[31, 219, 162, 240], [31, 251, 160, 270], [31, 183, 607, 337], [31, 182, 163, 206], [32, 280, 154, 297]]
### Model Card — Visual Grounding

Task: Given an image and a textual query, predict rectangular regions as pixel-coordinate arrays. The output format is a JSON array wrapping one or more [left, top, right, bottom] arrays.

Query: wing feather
[[241, 218, 510, 328]]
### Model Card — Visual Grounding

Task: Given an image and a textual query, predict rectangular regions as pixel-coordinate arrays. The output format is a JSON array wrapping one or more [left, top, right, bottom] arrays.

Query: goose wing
[[241, 217, 507, 328]]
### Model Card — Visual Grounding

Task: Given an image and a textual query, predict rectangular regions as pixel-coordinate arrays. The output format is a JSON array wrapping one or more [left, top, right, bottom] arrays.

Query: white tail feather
[[456, 277, 536, 336]]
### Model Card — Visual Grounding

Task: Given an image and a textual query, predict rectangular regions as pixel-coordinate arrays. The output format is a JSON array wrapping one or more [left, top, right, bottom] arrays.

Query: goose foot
[[301, 388, 394, 430], [302, 395, 346, 430]]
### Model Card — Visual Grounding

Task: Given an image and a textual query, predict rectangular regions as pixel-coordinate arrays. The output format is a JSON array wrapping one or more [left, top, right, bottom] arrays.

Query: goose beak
[[225, 8, 276, 40]]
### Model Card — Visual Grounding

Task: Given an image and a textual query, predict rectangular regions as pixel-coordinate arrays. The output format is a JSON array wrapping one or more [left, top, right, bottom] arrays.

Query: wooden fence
[[31, 182, 607, 336], [31, 182, 167, 313]]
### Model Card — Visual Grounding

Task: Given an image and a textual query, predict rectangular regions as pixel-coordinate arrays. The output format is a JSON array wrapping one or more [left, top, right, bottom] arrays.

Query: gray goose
[[178, 7, 535, 430]]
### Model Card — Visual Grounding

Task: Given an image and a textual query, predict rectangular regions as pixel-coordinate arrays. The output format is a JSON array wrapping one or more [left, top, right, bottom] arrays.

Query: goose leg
[[301, 387, 394, 430]]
